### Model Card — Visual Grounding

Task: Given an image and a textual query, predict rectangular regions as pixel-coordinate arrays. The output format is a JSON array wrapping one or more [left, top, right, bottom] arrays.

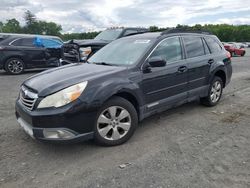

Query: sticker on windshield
[[134, 40, 151, 44]]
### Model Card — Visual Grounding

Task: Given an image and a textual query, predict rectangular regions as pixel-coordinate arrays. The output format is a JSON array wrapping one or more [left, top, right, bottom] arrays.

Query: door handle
[[208, 59, 214, 64], [178, 66, 187, 73]]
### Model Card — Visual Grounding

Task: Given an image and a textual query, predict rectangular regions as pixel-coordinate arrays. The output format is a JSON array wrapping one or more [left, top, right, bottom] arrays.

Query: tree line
[[0, 11, 62, 36], [0, 11, 250, 42]]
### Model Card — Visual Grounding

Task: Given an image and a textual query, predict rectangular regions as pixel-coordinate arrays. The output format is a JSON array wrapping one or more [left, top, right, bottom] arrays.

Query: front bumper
[[15, 100, 97, 143], [17, 117, 93, 143]]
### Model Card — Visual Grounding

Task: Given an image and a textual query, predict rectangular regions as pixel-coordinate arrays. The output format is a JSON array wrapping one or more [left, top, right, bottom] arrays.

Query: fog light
[[43, 129, 76, 139]]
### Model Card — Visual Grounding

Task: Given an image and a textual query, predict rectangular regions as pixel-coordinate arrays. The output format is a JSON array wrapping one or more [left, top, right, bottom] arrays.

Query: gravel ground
[[0, 50, 250, 188]]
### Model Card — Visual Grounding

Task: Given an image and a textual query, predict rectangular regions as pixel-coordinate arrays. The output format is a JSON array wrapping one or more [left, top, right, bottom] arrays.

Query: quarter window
[[205, 37, 222, 53], [149, 37, 182, 63], [11, 38, 22, 46], [183, 36, 205, 58]]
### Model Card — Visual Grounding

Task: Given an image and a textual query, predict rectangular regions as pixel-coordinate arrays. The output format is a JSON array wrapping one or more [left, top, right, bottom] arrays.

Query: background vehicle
[[0, 33, 63, 74], [62, 27, 148, 63], [237, 42, 248, 48], [224, 42, 246, 56], [16, 29, 232, 146]]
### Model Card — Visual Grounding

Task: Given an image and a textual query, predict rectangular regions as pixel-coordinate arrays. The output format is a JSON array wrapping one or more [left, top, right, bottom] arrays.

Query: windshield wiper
[[94, 62, 114, 66]]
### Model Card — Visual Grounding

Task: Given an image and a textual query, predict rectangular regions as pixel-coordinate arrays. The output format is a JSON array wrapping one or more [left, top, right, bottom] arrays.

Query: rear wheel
[[241, 51, 245, 56], [201, 76, 223, 107], [94, 96, 138, 146], [5, 58, 24, 75]]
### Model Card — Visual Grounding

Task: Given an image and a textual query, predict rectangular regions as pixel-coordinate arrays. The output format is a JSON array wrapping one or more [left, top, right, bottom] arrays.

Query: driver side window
[[150, 37, 182, 63]]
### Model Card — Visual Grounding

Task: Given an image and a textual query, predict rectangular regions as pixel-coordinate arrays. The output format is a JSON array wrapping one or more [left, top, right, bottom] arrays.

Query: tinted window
[[183, 37, 205, 58], [11, 38, 23, 46], [150, 37, 182, 63], [205, 37, 222, 53], [202, 38, 210, 54], [11, 38, 35, 47], [22, 38, 35, 47]]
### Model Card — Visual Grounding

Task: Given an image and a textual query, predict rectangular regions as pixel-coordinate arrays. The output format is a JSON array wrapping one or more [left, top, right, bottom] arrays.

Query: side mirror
[[147, 56, 166, 67]]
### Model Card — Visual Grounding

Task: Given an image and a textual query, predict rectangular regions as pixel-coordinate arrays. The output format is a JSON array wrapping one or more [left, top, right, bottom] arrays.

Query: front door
[[141, 36, 188, 111]]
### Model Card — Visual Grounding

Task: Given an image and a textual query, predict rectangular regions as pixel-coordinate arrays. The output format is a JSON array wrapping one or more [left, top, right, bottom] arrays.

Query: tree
[[0, 21, 3, 32], [22, 11, 62, 36], [149, 26, 159, 32], [36, 21, 62, 36], [2, 19, 21, 33], [24, 10, 36, 26]]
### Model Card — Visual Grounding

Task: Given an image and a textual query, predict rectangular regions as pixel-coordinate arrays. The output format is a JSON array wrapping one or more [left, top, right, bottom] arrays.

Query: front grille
[[19, 86, 38, 111]]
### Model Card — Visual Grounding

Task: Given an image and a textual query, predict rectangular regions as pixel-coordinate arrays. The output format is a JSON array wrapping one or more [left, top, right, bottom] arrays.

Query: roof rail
[[161, 28, 212, 35]]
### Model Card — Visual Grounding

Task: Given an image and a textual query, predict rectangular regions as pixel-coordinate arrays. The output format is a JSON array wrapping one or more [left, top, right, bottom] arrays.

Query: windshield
[[94, 29, 123, 41], [88, 38, 154, 66]]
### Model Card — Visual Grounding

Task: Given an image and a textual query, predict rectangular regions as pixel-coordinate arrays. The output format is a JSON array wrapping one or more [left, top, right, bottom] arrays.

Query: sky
[[0, 0, 250, 33]]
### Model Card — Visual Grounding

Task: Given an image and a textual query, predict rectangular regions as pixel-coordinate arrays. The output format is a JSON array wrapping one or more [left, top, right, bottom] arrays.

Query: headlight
[[37, 81, 88, 109], [79, 47, 92, 60]]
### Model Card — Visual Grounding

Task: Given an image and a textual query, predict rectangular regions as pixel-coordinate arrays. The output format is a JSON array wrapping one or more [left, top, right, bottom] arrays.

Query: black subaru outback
[[15, 29, 232, 146]]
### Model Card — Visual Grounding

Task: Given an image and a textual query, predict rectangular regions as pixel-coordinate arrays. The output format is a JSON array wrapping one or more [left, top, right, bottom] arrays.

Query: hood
[[23, 63, 126, 97]]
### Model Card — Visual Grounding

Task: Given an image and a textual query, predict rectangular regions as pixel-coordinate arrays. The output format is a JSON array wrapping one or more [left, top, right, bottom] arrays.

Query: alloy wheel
[[97, 106, 131, 141], [210, 81, 222, 103], [7, 59, 24, 74]]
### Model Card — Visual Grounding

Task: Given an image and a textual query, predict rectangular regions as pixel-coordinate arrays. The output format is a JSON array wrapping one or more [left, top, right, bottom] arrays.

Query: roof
[[0, 33, 61, 39], [122, 30, 214, 41]]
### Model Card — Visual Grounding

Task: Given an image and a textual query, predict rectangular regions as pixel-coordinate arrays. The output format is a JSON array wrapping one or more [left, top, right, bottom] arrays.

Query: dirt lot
[[0, 50, 250, 188]]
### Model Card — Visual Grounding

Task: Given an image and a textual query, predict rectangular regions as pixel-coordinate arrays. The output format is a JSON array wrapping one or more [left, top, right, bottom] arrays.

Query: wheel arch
[[4, 56, 26, 69], [113, 91, 140, 119], [213, 69, 226, 88]]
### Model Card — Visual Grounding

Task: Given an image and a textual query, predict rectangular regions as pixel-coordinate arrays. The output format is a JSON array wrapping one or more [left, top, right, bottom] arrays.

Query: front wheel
[[94, 96, 138, 146], [5, 58, 25, 75], [201, 76, 223, 107]]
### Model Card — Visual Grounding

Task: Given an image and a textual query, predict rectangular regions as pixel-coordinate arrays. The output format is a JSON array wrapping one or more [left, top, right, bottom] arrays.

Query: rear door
[[182, 36, 212, 99], [141, 36, 188, 111], [12, 38, 47, 68]]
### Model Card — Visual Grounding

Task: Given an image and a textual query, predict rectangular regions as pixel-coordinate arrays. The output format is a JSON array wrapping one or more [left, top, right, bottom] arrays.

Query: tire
[[94, 96, 138, 146], [241, 51, 245, 56], [5, 58, 25, 75], [201, 76, 223, 107]]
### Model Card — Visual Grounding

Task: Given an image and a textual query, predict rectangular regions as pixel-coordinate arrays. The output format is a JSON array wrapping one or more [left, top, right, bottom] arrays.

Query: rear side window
[[183, 36, 205, 58], [205, 37, 223, 53], [11, 38, 35, 47], [150, 37, 182, 63], [21, 38, 35, 47]]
